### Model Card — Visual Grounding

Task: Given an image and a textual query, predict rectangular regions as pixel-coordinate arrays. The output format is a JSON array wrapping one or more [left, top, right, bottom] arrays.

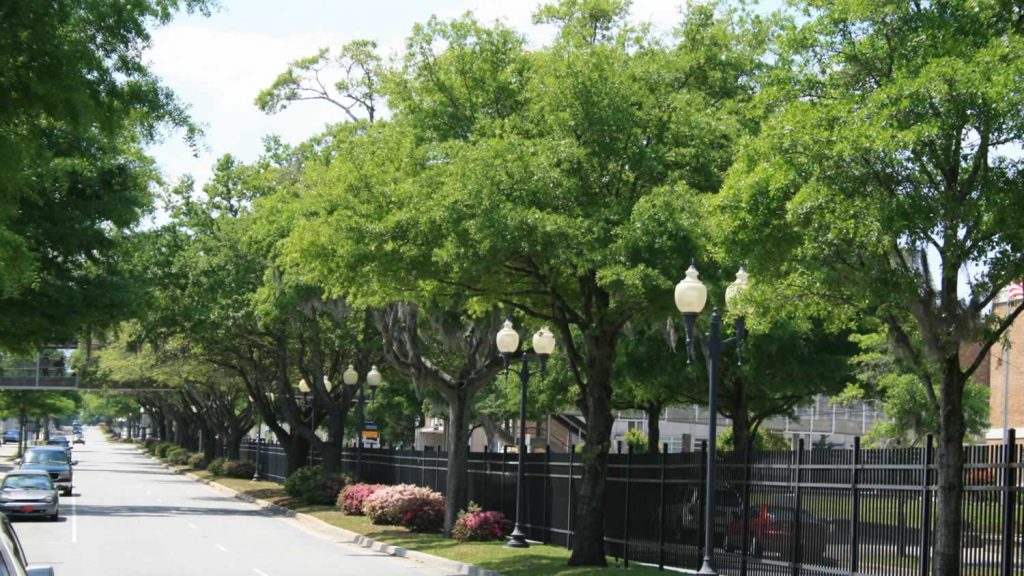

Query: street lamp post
[[250, 395, 262, 481], [298, 379, 314, 466], [674, 262, 749, 576], [495, 320, 556, 549], [299, 377, 335, 467], [343, 365, 381, 481]]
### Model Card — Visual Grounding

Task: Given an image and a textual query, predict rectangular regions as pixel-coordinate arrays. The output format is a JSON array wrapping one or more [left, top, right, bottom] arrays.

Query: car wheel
[[49, 512, 58, 522]]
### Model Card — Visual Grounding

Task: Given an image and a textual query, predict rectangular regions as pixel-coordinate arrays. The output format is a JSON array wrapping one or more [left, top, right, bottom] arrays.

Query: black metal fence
[[240, 431, 1024, 576]]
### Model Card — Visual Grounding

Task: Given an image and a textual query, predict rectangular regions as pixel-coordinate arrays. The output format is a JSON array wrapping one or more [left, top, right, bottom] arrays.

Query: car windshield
[[3, 476, 52, 490], [24, 450, 67, 464]]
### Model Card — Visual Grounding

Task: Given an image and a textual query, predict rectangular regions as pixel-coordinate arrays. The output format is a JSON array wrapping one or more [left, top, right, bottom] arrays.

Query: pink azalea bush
[[363, 484, 445, 532], [337, 483, 385, 515], [452, 502, 511, 542], [400, 493, 445, 532]]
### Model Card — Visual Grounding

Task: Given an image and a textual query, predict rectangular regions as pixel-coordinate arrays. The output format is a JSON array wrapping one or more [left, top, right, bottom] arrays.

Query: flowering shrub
[[338, 483, 385, 515], [452, 502, 510, 542], [400, 494, 445, 532], [363, 484, 445, 532]]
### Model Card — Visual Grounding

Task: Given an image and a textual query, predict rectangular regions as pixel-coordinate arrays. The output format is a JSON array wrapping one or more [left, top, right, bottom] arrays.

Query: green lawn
[[305, 511, 664, 576]]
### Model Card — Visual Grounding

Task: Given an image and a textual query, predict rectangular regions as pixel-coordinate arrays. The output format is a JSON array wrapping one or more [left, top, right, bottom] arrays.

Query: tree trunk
[[319, 438, 342, 473], [568, 330, 617, 567], [646, 403, 661, 453], [225, 430, 243, 460], [287, 433, 310, 475], [933, 362, 966, 576], [444, 390, 473, 536]]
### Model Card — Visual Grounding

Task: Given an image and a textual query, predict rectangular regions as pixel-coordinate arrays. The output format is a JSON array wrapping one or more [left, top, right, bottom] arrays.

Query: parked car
[[0, 470, 59, 521], [1, 430, 19, 444], [0, 512, 55, 575], [45, 436, 71, 452], [724, 504, 831, 562], [16, 446, 76, 496], [685, 486, 743, 545]]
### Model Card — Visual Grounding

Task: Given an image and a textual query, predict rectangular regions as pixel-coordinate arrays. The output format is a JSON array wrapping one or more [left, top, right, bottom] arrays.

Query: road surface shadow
[[69, 503, 272, 518]]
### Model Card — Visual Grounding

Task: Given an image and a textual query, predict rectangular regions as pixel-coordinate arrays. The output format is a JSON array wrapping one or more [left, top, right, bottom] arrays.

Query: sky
[[145, 0, 692, 199]]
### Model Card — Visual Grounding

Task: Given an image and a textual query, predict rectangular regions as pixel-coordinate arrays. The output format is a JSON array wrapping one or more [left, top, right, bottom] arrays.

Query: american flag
[[1010, 281, 1024, 302]]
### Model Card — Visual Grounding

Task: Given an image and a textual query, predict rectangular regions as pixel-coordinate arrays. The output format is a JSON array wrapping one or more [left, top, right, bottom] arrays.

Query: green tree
[[842, 331, 989, 448], [715, 2, 1024, 572], [0, 0, 207, 348]]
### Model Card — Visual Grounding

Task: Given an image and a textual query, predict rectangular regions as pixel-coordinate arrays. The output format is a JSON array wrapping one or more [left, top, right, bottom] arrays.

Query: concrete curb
[[142, 450, 499, 576]]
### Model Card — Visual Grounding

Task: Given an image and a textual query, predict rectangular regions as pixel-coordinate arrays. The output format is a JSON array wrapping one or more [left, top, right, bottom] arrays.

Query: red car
[[724, 504, 831, 563]]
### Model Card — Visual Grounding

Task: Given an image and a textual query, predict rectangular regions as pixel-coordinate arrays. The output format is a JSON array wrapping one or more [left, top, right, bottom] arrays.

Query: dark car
[[46, 436, 71, 452], [17, 446, 76, 496], [725, 504, 831, 562], [684, 487, 743, 545], [0, 470, 59, 521], [0, 513, 55, 575], [1, 430, 19, 444]]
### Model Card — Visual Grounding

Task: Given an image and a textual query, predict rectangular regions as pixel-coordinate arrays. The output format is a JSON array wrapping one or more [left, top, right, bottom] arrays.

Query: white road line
[[71, 492, 77, 544], [187, 522, 198, 530], [216, 544, 229, 552], [252, 570, 269, 576]]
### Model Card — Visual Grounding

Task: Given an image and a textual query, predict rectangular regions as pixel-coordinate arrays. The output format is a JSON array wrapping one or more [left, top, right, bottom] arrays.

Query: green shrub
[[207, 458, 227, 476], [143, 438, 159, 452], [187, 453, 206, 469], [284, 465, 349, 505], [221, 460, 255, 479], [623, 429, 648, 454], [167, 448, 191, 465], [154, 442, 177, 458]]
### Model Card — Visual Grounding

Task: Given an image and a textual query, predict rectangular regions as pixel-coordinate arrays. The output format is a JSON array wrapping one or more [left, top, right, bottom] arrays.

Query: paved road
[[6, 428, 450, 576]]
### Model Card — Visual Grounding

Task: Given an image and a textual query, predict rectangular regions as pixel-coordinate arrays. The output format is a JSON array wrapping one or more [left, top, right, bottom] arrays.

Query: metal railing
[[240, 431, 1024, 576]]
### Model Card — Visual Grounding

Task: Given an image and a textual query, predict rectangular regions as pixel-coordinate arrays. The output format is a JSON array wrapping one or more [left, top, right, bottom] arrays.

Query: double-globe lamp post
[[674, 262, 749, 576], [342, 364, 382, 481], [495, 320, 556, 548]]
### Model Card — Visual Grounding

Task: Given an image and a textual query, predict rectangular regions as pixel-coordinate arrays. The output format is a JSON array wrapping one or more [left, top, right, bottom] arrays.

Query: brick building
[[985, 286, 1024, 443]]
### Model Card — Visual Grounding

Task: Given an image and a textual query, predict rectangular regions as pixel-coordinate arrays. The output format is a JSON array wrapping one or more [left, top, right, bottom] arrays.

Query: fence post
[[502, 445, 509, 516], [658, 442, 667, 571], [544, 445, 550, 545], [568, 444, 575, 550], [790, 439, 804, 576], [740, 437, 752, 576], [421, 446, 427, 487], [698, 440, 707, 558], [1003, 428, 1017, 576], [920, 434, 933, 576], [482, 445, 489, 511], [623, 445, 632, 568], [850, 436, 860, 573]]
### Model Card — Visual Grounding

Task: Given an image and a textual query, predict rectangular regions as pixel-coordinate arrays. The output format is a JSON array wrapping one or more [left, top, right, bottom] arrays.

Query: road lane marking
[[252, 570, 269, 576], [187, 522, 198, 530], [71, 492, 77, 544], [216, 544, 229, 552]]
